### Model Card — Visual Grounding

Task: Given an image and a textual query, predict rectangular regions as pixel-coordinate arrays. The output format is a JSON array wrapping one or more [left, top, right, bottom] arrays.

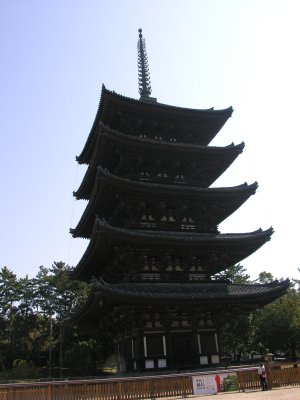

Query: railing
[[0, 374, 192, 400], [269, 366, 300, 388], [236, 369, 261, 391], [1, 364, 300, 400], [237, 363, 300, 391]]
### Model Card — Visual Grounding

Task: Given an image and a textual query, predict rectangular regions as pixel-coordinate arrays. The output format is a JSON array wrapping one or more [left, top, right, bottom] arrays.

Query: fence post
[[47, 383, 52, 400], [267, 370, 273, 390], [150, 377, 156, 400], [117, 380, 122, 400]]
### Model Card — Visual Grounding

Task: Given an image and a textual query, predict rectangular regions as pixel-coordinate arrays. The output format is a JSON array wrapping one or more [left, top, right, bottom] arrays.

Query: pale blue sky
[[1, 0, 299, 280]]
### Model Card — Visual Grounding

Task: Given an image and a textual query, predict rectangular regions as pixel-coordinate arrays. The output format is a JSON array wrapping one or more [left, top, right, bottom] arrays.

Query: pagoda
[[69, 29, 289, 372]]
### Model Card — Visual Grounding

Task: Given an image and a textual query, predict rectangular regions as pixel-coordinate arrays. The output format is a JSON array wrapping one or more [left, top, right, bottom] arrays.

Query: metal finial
[[137, 28, 152, 99]]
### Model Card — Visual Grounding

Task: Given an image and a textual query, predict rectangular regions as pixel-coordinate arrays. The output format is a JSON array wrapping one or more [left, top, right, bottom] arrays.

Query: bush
[[64, 341, 94, 376], [223, 374, 238, 392], [11, 359, 39, 379]]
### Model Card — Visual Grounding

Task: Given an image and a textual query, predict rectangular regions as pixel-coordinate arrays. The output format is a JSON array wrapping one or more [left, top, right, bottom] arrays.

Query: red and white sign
[[192, 375, 217, 395]]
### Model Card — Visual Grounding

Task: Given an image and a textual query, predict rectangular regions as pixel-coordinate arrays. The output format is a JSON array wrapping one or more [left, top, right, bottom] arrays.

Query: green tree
[[219, 313, 256, 362], [31, 262, 89, 375], [64, 340, 95, 376], [0, 267, 21, 369], [255, 271, 274, 284], [215, 263, 250, 283], [292, 267, 300, 289], [0, 262, 89, 376], [216, 264, 252, 362], [18, 275, 36, 317], [0, 267, 20, 316], [254, 288, 300, 361], [48, 261, 89, 318], [46, 262, 89, 376], [217, 267, 282, 363]]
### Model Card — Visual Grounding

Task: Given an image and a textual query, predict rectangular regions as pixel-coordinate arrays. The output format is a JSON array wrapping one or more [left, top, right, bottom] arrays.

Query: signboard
[[192, 375, 217, 395], [192, 372, 237, 394]]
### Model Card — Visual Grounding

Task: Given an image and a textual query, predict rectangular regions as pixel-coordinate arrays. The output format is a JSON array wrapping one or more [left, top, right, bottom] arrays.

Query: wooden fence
[[237, 364, 300, 391], [0, 364, 300, 400], [0, 374, 192, 400]]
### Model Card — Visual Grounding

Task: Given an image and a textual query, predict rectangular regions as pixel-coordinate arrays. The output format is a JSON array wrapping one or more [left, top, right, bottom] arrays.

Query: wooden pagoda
[[69, 30, 289, 372]]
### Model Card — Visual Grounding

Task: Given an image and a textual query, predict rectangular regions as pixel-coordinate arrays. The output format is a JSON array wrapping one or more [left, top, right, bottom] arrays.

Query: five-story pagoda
[[69, 29, 289, 372]]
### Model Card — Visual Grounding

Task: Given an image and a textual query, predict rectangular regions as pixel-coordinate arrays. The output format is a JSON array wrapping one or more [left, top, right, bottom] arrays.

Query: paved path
[[178, 386, 300, 399]]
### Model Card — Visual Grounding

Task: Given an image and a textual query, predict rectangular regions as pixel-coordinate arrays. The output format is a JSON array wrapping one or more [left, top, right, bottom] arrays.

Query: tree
[[255, 271, 274, 284], [47, 261, 89, 318], [0, 262, 89, 375], [218, 313, 256, 363], [254, 288, 300, 361], [64, 340, 95, 376], [215, 264, 253, 362], [0, 267, 21, 369], [0, 267, 20, 316], [217, 266, 285, 363], [31, 262, 89, 375], [292, 267, 300, 289], [215, 263, 250, 284]]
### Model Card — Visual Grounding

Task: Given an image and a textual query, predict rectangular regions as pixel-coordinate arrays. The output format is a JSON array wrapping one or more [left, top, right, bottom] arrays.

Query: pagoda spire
[[137, 29, 156, 102]]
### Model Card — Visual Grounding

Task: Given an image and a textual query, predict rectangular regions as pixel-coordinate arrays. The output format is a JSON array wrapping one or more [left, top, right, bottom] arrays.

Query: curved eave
[[101, 124, 244, 155], [108, 86, 230, 109], [70, 222, 109, 280], [76, 85, 233, 164], [71, 220, 273, 280], [101, 86, 233, 120], [67, 279, 290, 325], [74, 125, 245, 200], [76, 85, 106, 164], [71, 167, 257, 238], [71, 169, 106, 238], [97, 166, 257, 199], [95, 218, 273, 246], [74, 128, 106, 200], [66, 288, 102, 326], [92, 279, 290, 305]]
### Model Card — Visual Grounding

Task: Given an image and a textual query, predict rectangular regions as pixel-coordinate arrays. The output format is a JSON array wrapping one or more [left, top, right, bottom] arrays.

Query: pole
[[59, 320, 63, 378], [48, 316, 52, 378]]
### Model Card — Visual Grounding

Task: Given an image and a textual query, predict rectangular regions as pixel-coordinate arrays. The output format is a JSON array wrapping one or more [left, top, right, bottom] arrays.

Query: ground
[[179, 386, 300, 399]]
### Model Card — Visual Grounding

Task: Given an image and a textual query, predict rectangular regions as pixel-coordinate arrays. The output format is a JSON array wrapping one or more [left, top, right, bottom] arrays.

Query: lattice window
[[146, 336, 164, 357], [200, 332, 217, 355]]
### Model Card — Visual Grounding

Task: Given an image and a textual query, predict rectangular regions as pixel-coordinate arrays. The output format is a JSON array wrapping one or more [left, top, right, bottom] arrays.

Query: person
[[258, 363, 268, 390]]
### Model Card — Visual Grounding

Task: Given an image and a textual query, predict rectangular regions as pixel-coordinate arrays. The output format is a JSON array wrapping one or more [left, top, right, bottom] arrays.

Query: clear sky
[[1, 0, 299, 281]]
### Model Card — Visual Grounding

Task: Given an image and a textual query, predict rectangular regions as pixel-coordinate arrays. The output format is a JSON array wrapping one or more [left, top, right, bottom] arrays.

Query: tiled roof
[[98, 124, 243, 153], [74, 124, 245, 200], [100, 86, 233, 115], [66, 279, 290, 325], [77, 85, 233, 164], [94, 218, 273, 242], [70, 219, 273, 280], [93, 278, 290, 303], [95, 166, 257, 196]]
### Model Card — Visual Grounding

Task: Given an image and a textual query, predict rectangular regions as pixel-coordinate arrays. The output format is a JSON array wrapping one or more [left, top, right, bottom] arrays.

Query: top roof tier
[[77, 86, 233, 164]]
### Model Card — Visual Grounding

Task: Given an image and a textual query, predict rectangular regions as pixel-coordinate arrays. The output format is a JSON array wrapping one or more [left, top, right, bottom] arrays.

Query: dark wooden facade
[[69, 85, 289, 372]]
